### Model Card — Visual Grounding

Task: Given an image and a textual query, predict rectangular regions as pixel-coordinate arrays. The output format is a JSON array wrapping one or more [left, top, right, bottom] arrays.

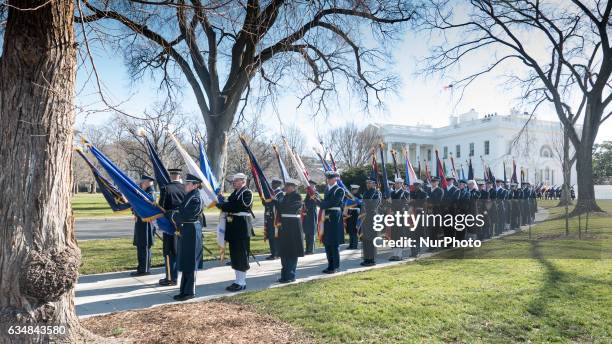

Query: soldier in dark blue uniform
[[302, 180, 319, 254], [217, 173, 253, 291], [275, 179, 305, 283], [495, 179, 506, 234], [360, 177, 381, 266], [169, 173, 203, 301], [314, 171, 345, 274], [345, 185, 362, 250], [428, 177, 444, 245], [509, 182, 521, 230], [411, 179, 428, 257], [521, 182, 531, 225], [158, 168, 186, 286], [264, 178, 284, 260], [389, 177, 410, 260], [486, 179, 497, 237], [131, 175, 156, 276]]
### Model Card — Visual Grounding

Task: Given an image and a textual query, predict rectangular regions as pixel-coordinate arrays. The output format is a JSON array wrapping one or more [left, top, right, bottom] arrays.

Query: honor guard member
[[443, 177, 459, 240], [389, 177, 410, 261], [159, 168, 186, 286], [345, 185, 362, 250], [444, 176, 460, 201], [521, 182, 531, 225], [169, 173, 204, 301], [509, 182, 521, 230], [131, 175, 156, 276], [275, 179, 305, 283], [428, 177, 445, 245], [360, 177, 381, 266], [217, 173, 253, 291], [314, 171, 345, 274], [478, 179, 492, 239], [264, 178, 284, 260], [495, 179, 506, 235], [486, 179, 498, 236], [411, 179, 428, 256], [303, 180, 319, 254]]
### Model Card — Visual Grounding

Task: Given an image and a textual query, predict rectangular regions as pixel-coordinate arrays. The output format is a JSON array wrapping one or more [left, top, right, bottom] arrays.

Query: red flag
[[435, 150, 448, 189]]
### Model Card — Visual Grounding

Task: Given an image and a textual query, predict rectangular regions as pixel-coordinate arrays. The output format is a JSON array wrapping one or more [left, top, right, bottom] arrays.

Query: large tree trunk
[[571, 102, 603, 215], [573, 142, 602, 214], [204, 102, 240, 192], [0, 1, 90, 342], [557, 126, 572, 207]]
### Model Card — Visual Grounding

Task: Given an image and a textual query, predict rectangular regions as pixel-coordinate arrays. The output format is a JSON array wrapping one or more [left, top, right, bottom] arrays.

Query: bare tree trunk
[[572, 104, 603, 215], [573, 142, 602, 214], [0, 1, 92, 342], [205, 108, 235, 189], [557, 126, 572, 207]]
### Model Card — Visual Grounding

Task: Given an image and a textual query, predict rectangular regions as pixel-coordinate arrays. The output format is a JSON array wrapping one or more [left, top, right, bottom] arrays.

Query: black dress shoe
[[159, 279, 177, 286], [175, 294, 195, 301], [130, 271, 151, 277], [388, 256, 401, 261], [265, 255, 276, 260], [360, 261, 376, 267], [322, 269, 336, 274], [173, 294, 184, 300], [226, 283, 246, 292]]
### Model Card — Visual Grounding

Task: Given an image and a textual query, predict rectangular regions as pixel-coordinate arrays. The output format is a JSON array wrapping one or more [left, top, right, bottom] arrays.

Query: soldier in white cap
[[216, 172, 253, 291]]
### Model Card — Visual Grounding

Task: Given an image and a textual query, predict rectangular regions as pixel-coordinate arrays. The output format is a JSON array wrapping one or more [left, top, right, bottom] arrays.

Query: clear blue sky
[[75, 26, 612, 149]]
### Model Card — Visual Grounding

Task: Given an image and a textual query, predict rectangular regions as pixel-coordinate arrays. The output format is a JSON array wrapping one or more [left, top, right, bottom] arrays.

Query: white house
[[371, 109, 576, 186]]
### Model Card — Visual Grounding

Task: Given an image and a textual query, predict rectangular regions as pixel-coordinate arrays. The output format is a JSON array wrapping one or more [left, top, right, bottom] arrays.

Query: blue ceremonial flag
[[144, 136, 171, 188], [315, 151, 332, 172], [75, 148, 131, 212], [199, 141, 219, 193], [85, 140, 175, 235], [460, 165, 466, 180]]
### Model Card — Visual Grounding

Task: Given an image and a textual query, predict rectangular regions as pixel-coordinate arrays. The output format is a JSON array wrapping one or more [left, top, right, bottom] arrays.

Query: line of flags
[[81, 139, 175, 235], [75, 148, 131, 212]]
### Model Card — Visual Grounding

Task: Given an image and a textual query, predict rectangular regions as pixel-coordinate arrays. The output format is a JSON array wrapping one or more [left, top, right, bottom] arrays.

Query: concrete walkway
[[76, 208, 549, 318]]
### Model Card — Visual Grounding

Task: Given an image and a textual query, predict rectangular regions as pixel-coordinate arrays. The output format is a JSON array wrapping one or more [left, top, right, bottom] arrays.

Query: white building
[[371, 109, 576, 186]]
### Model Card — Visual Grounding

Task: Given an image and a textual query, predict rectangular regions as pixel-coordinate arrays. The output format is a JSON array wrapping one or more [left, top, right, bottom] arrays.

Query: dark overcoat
[[275, 191, 305, 258]]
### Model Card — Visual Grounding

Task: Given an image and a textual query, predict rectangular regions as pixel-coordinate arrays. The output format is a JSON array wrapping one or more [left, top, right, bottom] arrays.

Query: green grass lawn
[[78, 228, 269, 275], [233, 200, 612, 343], [72, 192, 267, 218]]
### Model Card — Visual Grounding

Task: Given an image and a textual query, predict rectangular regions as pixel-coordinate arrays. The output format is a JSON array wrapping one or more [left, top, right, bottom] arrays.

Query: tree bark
[[0, 1, 92, 342], [573, 141, 603, 215], [557, 126, 572, 207]]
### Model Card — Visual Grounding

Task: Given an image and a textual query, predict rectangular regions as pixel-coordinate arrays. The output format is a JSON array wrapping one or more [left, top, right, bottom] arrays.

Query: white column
[[416, 144, 421, 164]]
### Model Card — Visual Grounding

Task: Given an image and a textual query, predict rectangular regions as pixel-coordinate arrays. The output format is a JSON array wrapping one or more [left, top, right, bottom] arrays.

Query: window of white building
[[427, 149, 432, 161], [540, 145, 553, 158], [456, 145, 461, 158], [443, 146, 448, 159], [469, 142, 474, 156], [484, 141, 490, 155]]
